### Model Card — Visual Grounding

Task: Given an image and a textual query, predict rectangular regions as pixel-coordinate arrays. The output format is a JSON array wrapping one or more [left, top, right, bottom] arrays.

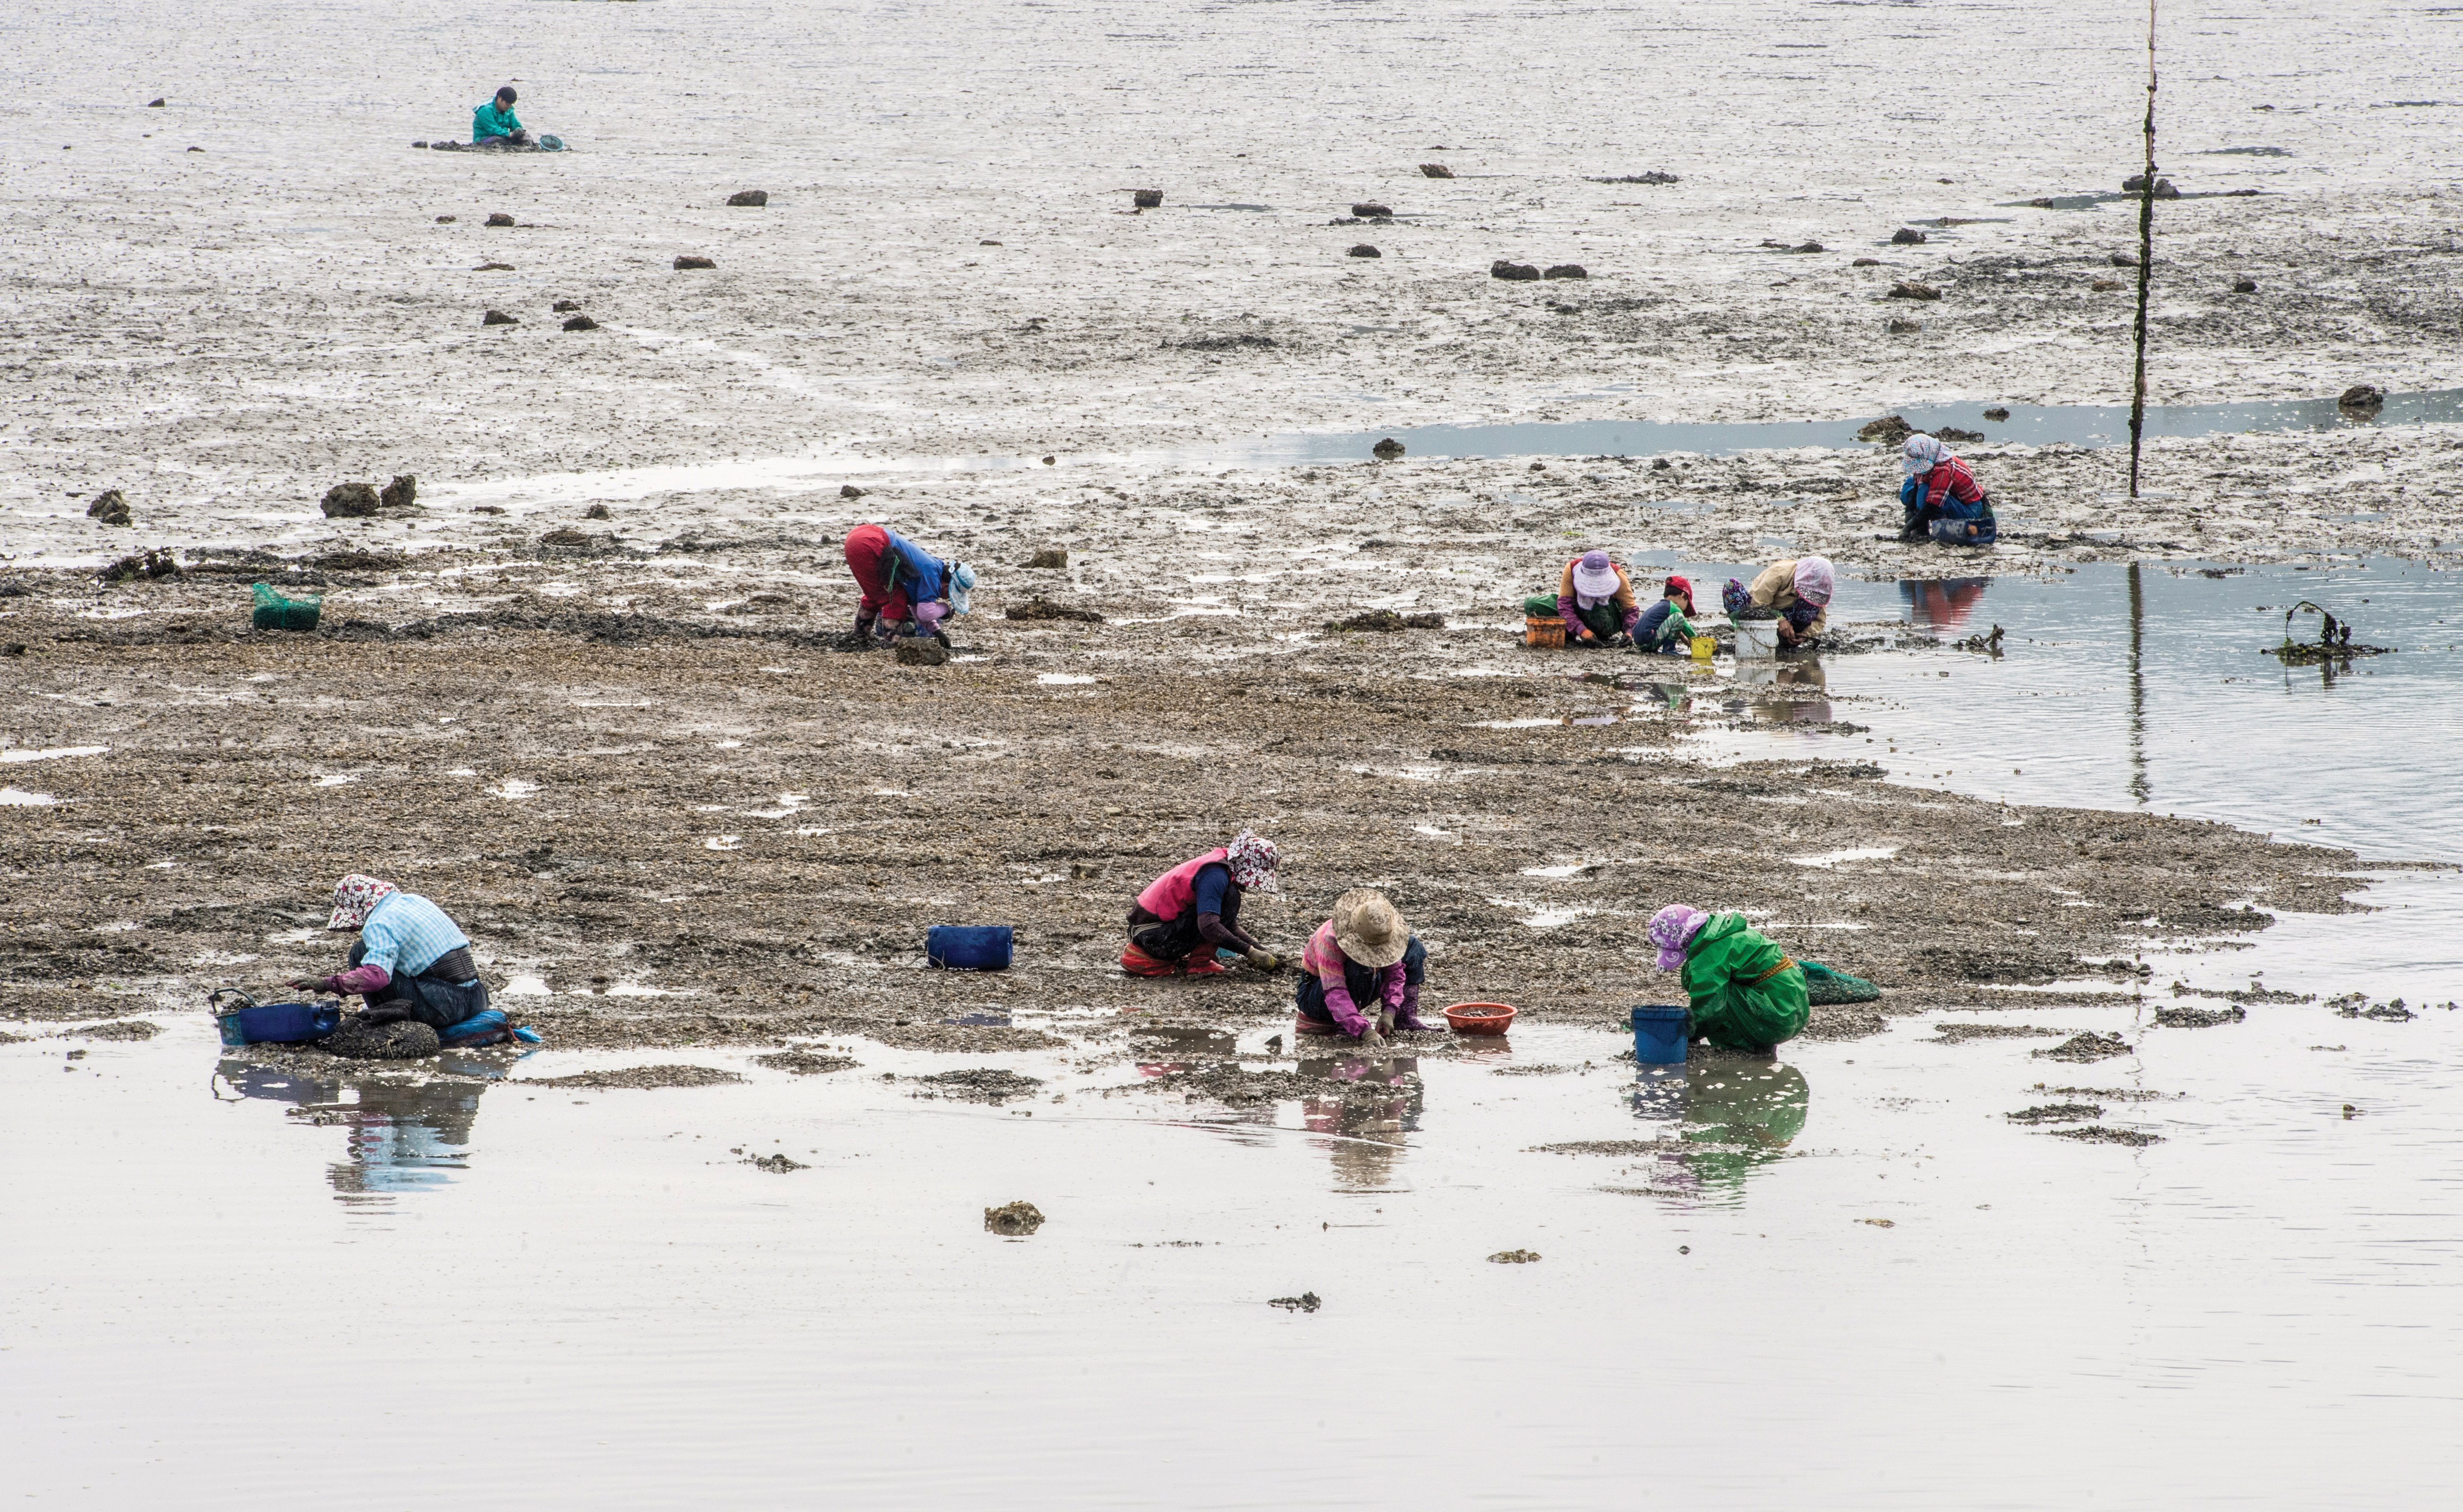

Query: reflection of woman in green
[[1677, 1060, 1809, 1201]]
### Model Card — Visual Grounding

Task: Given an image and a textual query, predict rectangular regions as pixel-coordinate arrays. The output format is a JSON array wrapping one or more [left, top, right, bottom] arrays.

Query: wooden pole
[[2128, 0, 2159, 498]]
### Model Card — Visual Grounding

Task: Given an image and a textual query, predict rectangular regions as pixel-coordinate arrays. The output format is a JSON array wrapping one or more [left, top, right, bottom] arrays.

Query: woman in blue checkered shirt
[[292, 874, 489, 1033]]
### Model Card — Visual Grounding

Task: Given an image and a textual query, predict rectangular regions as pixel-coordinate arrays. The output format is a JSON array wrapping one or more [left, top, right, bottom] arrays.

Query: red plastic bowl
[[1442, 1001, 1518, 1035]]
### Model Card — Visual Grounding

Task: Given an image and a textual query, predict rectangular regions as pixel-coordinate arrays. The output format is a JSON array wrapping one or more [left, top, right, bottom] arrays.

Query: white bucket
[[1734, 619, 1781, 660]]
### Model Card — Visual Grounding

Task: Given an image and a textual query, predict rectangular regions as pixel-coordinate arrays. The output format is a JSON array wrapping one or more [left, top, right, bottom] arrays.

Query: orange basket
[[1442, 1001, 1518, 1035], [1523, 617, 1565, 648]]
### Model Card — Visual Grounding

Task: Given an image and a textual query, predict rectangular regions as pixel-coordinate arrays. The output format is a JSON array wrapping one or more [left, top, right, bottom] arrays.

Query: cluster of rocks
[[320, 475, 418, 519], [480, 300, 597, 330], [1491, 261, 1586, 281]]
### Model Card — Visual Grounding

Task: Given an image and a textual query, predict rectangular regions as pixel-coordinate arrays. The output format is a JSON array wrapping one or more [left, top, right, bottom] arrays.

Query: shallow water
[[9, 983, 2460, 1508]]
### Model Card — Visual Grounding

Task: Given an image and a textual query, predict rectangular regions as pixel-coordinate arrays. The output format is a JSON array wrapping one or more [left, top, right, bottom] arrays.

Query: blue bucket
[[215, 999, 342, 1047], [926, 925, 1013, 972], [1631, 1005, 1689, 1065]]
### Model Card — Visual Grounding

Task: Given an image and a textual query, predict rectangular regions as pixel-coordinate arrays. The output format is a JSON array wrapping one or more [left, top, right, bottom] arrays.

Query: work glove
[[1358, 1021, 1387, 1052], [1243, 948, 1280, 972], [288, 975, 336, 994]]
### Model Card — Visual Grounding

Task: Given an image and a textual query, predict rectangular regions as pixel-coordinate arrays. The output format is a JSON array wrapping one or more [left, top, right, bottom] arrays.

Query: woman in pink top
[[1295, 889, 1429, 1042], [1121, 831, 1284, 977]]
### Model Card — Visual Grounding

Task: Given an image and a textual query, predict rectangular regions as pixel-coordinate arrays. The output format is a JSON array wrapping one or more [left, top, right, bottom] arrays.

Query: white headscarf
[[1903, 434, 1952, 478]]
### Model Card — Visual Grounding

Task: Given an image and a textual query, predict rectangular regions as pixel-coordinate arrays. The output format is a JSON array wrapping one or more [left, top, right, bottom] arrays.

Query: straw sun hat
[[1331, 888, 1411, 969]]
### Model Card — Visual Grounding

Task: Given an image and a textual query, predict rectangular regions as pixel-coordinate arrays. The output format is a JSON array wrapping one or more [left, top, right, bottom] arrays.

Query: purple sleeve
[[332, 963, 391, 995], [1557, 594, 1586, 634], [1318, 966, 1369, 1036]]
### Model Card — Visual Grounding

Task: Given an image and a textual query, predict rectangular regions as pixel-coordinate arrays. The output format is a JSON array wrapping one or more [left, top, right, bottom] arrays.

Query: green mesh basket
[[251, 582, 321, 632], [1801, 960, 1881, 1005]]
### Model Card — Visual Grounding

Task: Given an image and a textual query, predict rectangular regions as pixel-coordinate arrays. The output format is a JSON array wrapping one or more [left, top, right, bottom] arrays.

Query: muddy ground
[[0, 531, 2367, 1067]]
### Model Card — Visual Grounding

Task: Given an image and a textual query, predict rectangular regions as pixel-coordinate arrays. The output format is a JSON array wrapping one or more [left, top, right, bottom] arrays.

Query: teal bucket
[[1632, 1005, 1689, 1065]]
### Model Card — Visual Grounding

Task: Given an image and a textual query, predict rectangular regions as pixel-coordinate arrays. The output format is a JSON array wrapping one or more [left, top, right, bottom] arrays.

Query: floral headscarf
[[1648, 904, 1709, 972], [1902, 433, 1952, 478], [1226, 831, 1280, 895], [327, 874, 398, 932], [1791, 556, 1836, 609]]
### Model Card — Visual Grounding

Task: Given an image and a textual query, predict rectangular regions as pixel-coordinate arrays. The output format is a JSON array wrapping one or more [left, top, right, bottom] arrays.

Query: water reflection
[[1733, 657, 1831, 721], [1627, 1057, 1811, 1204], [1900, 576, 1990, 633], [214, 1053, 503, 1204], [1296, 1051, 1424, 1189]]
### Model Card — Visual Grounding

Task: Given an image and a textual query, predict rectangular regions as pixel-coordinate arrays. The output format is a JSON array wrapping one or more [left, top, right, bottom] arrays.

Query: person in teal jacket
[[473, 87, 532, 148], [1648, 904, 1811, 1052]]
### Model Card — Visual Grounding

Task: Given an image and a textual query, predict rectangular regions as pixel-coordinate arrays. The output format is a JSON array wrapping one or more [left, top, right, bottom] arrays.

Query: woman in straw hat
[[1294, 888, 1430, 1042]]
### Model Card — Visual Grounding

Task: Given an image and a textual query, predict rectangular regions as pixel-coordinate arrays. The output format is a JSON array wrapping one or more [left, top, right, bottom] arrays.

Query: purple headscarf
[[1648, 904, 1709, 972]]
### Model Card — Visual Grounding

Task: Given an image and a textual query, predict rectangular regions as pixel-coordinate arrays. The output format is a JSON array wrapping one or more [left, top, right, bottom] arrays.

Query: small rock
[[476, 262, 515, 272], [2109, 252, 2139, 267], [1347, 244, 1381, 258], [1488, 1249, 1541, 1264], [562, 314, 599, 331], [1886, 317, 1922, 334], [2232, 278, 2258, 293], [378, 474, 418, 511], [187, 146, 202, 152], [1543, 263, 1587, 279], [2040, 1031, 2134, 1064], [1028, 547, 1069, 568], [840, 484, 868, 499], [485, 212, 516, 227], [2154, 1005, 2246, 1028], [1490, 261, 1540, 281], [1891, 227, 1927, 245], [1041, 455, 1056, 466], [1131, 189, 1162, 208], [1371, 437, 1405, 460], [2091, 279, 2123, 292], [1933, 426, 1984, 443], [726, 189, 769, 207], [1268, 1291, 1322, 1312], [746, 1153, 807, 1172], [1983, 406, 2011, 421], [320, 482, 381, 519], [896, 639, 950, 667], [980, 239, 1002, 246], [985, 1200, 1045, 1236], [1794, 240, 1824, 254], [1419, 163, 1454, 178], [1887, 282, 1941, 301], [148, 97, 166, 107], [1857, 415, 1914, 444], [1351, 202, 1392, 218], [2338, 384, 2385, 411], [413, 141, 429, 150], [552, 299, 580, 312], [86, 490, 132, 527], [674, 255, 716, 270], [482, 309, 518, 326], [2123, 174, 2180, 198], [1852, 256, 1880, 266], [583, 504, 611, 521]]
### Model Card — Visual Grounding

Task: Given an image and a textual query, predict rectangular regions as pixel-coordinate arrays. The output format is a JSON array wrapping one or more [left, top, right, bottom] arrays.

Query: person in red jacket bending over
[[1122, 831, 1287, 977]]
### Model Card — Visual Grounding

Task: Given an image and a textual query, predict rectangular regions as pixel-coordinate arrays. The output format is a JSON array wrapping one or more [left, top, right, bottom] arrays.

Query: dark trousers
[[348, 942, 489, 1030]]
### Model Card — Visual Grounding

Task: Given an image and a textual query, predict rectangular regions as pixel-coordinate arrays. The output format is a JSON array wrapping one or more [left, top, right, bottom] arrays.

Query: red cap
[[1663, 574, 1695, 613]]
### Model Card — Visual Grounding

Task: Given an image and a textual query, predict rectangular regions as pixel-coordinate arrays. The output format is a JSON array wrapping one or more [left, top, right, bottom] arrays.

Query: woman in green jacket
[[1648, 904, 1810, 1052]]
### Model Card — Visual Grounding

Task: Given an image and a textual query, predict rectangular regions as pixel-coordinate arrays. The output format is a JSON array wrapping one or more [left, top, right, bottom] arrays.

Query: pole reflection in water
[[214, 1053, 500, 1204], [2125, 559, 2150, 805], [1627, 1056, 1811, 1204], [1295, 1050, 1424, 1190]]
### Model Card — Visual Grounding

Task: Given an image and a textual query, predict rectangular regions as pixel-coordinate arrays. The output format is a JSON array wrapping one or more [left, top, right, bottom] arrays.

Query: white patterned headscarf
[[1903, 434, 1952, 478], [1226, 831, 1280, 895], [327, 874, 398, 931]]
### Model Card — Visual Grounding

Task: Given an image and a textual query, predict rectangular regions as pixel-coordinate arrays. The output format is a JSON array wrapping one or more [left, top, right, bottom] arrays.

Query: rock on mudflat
[[1885, 317, 1923, 334], [552, 298, 581, 312], [379, 474, 418, 511], [840, 484, 868, 499], [2109, 251, 2139, 267], [726, 189, 769, 206], [583, 503, 611, 521], [1351, 202, 1392, 218], [1983, 406, 2011, 421], [985, 1201, 1045, 1237], [2339, 384, 2385, 411], [1857, 415, 1914, 444], [896, 639, 950, 666], [482, 309, 518, 326], [147, 97, 166, 107], [1348, 244, 1381, 258], [2232, 278, 2258, 293], [485, 212, 516, 227], [1891, 227, 1928, 245], [2091, 278, 2123, 292], [86, 490, 132, 526], [1887, 282, 1941, 301], [2123, 174, 2180, 198], [320, 482, 380, 518], [1419, 163, 1453, 178], [674, 255, 716, 270], [1371, 437, 1405, 460], [1131, 189, 1162, 208], [1852, 257, 1880, 267], [1027, 547, 1069, 568], [562, 314, 599, 331], [1490, 260, 1540, 281], [1543, 263, 1586, 279]]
